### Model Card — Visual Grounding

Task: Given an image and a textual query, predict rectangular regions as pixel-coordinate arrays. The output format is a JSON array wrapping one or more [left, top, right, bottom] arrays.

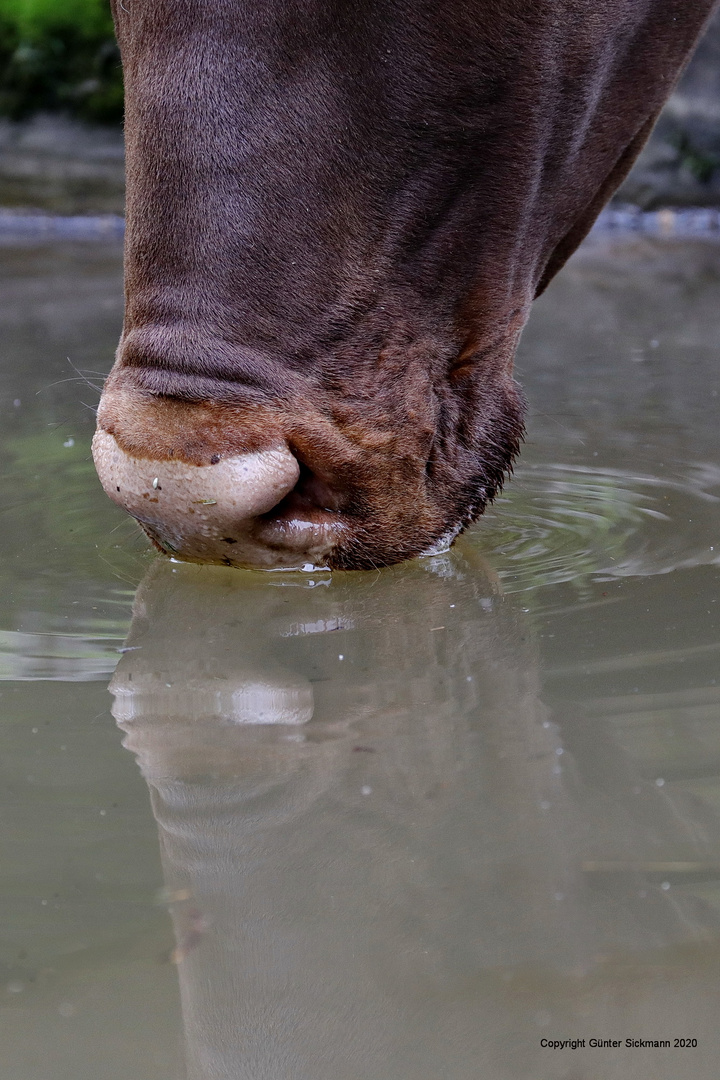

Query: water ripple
[[474, 462, 720, 593]]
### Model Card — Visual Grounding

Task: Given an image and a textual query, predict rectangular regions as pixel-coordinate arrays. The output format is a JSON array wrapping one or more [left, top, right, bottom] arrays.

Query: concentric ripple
[[472, 462, 720, 594]]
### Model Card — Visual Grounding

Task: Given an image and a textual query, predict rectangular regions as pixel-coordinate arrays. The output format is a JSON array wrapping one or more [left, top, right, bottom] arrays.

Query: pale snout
[[92, 429, 337, 569]]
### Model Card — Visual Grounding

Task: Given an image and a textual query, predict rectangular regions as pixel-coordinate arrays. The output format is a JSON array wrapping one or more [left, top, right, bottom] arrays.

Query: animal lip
[[253, 513, 342, 554], [250, 465, 347, 553]]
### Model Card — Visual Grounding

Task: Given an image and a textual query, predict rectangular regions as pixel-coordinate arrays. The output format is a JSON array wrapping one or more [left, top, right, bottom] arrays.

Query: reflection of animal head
[[112, 557, 720, 1080], [111, 552, 525, 788]]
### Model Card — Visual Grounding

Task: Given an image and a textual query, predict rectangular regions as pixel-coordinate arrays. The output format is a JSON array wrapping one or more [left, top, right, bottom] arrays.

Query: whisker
[[66, 356, 109, 388], [95, 550, 142, 588], [108, 516, 141, 535], [37, 377, 103, 395]]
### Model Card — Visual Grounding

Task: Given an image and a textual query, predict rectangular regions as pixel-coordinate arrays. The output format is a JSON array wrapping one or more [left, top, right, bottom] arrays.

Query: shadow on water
[[108, 555, 720, 1080]]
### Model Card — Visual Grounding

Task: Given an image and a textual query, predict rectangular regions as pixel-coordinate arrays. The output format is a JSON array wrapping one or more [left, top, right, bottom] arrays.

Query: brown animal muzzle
[[92, 428, 341, 570]]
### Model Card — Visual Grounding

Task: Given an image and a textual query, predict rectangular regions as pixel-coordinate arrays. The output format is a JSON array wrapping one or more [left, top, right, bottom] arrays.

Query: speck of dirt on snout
[[210, 454, 220, 464]]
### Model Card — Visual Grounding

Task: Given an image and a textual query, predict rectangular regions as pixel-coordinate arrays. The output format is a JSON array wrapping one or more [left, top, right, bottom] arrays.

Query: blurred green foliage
[[0, 0, 122, 123]]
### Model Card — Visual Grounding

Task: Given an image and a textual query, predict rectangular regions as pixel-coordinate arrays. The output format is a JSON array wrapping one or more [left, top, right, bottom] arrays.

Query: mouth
[[93, 370, 526, 571], [140, 512, 342, 571], [254, 496, 344, 556]]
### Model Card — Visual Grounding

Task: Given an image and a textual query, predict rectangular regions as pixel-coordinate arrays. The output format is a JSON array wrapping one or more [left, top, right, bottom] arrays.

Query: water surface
[[1, 234, 719, 1079]]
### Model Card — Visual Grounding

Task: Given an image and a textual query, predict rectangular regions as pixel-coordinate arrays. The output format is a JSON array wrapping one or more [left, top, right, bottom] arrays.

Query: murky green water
[[1, 234, 719, 1079]]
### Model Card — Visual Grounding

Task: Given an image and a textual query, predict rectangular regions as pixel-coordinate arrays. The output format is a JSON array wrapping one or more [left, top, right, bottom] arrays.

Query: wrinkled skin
[[94, 0, 716, 570]]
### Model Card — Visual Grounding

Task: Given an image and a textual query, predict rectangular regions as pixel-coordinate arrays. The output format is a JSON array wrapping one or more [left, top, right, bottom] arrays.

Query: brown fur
[[99, 0, 717, 569]]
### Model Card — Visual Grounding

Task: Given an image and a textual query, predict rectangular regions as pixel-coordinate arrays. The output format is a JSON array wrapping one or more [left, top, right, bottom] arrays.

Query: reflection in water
[[2, 236, 719, 1078], [111, 558, 720, 1080]]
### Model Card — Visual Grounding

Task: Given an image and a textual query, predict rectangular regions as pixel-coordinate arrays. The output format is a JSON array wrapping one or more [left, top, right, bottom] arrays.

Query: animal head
[[94, 0, 713, 569]]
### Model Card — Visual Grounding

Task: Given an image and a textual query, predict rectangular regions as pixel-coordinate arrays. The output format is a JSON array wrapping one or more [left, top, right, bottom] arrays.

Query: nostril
[[264, 464, 344, 523], [297, 465, 344, 512]]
